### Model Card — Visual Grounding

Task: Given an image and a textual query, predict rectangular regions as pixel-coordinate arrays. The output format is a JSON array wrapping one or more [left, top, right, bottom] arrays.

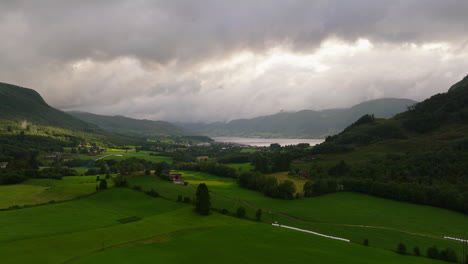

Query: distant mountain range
[[178, 98, 417, 138], [68, 111, 197, 139]]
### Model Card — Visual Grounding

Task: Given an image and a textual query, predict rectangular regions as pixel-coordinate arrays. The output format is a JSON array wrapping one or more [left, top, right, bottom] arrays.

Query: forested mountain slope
[[68, 111, 195, 139], [307, 75, 468, 213]]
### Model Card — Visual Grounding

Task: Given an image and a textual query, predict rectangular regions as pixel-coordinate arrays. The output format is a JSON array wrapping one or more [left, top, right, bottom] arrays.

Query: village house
[[0, 162, 8, 169], [196, 156, 209, 160], [299, 171, 311, 179], [46, 152, 62, 160]]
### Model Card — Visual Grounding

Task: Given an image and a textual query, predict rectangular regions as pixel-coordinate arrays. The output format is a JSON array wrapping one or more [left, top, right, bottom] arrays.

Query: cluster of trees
[[94, 158, 167, 176], [238, 171, 296, 199], [303, 144, 468, 213], [252, 143, 311, 173]]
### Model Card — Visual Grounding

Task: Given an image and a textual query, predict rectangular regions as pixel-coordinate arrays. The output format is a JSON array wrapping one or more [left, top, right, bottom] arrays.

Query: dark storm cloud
[[0, 0, 467, 122]]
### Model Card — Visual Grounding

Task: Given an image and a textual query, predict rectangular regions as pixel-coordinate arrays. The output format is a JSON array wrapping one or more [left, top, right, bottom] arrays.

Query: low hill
[[0, 82, 143, 161], [0, 82, 96, 131], [179, 98, 416, 138], [68, 111, 203, 140]]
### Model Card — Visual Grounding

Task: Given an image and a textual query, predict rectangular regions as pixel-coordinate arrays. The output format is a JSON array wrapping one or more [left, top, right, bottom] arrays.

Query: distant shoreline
[[212, 137, 324, 147]]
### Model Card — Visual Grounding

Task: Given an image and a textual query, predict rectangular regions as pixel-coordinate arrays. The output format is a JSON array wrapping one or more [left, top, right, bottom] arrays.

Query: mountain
[[307, 75, 468, 214], [0, 82, 96, 131], [0, 82, 143, 152], [68, 111, 200, 139], [179, 98, 417, 138]]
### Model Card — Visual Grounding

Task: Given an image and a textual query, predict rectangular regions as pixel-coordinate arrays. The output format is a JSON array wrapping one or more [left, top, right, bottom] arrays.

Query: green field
[[225, 162, 255, 170], [0, 187, 451, 264], [0, 176, 100, 209], [126, 171, 468, 259], [101, 150, 173, 163], [74, 225, 447, 264]]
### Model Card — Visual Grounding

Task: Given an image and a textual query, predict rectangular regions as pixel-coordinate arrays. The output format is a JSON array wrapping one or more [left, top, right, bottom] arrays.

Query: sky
[[1, 0, 467, 123]]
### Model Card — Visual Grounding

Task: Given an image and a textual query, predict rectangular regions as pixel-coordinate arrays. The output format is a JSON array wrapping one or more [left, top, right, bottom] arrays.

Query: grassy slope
[[128, 172, 468, 234], [127, 172, 467, 257], [101, 150, 173, 163], [0, 176, 103, 209], [74, 225, 445, 264], [0, 187, 448, 264]]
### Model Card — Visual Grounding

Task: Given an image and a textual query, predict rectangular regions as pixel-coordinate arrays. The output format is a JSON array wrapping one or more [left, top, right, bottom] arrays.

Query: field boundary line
[[272, 223, 350, 242]]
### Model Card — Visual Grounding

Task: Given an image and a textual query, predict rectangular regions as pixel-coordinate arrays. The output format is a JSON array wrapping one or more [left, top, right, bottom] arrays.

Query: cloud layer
[[1, 0, 467, 122]]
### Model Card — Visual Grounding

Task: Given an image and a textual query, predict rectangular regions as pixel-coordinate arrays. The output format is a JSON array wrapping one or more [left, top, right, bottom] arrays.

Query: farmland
[[0, 186, 452, 264], [127, 171, 468, 258]]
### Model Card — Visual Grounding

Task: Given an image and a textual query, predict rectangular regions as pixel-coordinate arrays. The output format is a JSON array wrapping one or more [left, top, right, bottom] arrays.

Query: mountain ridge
[[178, 98, 417, 138]]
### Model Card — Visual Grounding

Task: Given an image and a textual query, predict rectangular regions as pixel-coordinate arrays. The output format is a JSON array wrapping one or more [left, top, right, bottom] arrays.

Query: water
[[212, 137, 324, 147]]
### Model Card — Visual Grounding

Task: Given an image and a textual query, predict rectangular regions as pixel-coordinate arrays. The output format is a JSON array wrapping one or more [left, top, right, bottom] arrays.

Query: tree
[[256, 208, 262, 221], [413, 246, 420, 256], [303, 181, 314, 197], [397, 243, 406, 254], [99, 179, 108, 190], [363, 239, 369, 246], [278, 180, 296, 199], [195, 183, 210, 215], [427, 246, 439, 259], [236, 206, 246, 218], [96, 175, 100, 181]]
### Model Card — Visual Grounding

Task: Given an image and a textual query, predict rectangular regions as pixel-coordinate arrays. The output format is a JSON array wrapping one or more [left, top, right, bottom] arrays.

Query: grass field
[[101, 151, 173, 163], [0, 187, 450, 264], [0, 176, 100, 209], [73, 224, 447, 264], [126, 171, 468, 259], [225, 162, 255, 170], [264, 171, 306, 194]]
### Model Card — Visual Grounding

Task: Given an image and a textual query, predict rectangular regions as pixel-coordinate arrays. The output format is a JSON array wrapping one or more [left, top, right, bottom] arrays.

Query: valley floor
[[0, 171, 466, 263]]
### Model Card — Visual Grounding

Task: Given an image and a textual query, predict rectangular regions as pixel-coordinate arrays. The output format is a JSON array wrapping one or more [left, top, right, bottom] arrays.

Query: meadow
[[127, 171, 468, 259], [0, 187, 451, 264], [0, 176, 99, 209]]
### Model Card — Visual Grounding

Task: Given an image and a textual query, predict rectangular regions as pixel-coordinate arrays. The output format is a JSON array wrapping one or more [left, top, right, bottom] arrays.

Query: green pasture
[[126, 171, 468, 255], [73, 224, 447, 264], [101, 151, 173, 163], [240, 148, 258, 153], [225, 162, 255, 170], [130, 171, 468, 238], [0, 188, 249, 264], [0, 176, 101, 209]]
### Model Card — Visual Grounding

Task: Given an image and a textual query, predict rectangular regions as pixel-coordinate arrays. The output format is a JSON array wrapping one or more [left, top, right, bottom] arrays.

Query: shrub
[[413, 246, 420, 256], [397, 243, 406, 254], [236, 206, 246, 218], [363, 239, 369, 246], [427, 246, 439, 259]]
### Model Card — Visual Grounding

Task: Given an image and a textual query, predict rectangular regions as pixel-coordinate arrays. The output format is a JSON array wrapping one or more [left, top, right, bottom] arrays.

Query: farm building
[[170, 174, 183, 181], [0, 162, 8, 169], [299, 172, 311, 179], [196, 156, 209, 160]]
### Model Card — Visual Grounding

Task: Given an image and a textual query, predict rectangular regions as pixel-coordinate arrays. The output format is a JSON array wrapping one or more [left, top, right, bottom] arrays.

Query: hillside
[[0, 82, 143, 161], [304, 75, 468, 214], [0, 82, 96, 131], [179, 98, 417, 138], [68, 111, 196, 139]]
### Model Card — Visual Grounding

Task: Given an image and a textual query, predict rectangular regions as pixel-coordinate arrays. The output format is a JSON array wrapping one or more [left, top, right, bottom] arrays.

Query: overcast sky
[[1, 0, 467, 122]]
